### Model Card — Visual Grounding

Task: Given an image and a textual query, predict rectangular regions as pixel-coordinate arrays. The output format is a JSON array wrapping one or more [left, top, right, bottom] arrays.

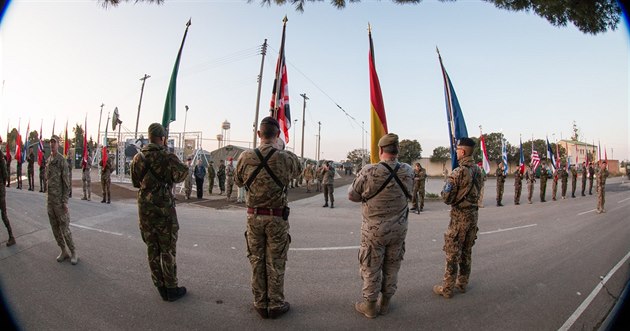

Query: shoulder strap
[[453, 165, 480, 207], [245, 148, 283, 190], [363, 162, 411, 202]]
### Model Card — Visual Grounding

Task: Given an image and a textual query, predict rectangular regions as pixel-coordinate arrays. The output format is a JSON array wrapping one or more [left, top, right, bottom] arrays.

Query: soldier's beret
[[260, 116, 280, 129], [457, 137, 475, 148], [50, 135, 61, 143], [148, 123, 166, 137], [378, 133, 399, 147]]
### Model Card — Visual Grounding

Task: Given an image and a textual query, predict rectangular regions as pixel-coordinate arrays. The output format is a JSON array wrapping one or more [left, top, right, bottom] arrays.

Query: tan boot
[[433, 285, 453, 298], [355, 299, 378, 319], [70, 250, 79, 265], [56, 249, 70, 262], [378, 295, 391, 315]]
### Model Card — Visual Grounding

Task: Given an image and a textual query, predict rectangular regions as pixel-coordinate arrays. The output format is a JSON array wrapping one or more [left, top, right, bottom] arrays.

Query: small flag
[[531, 150, 540, 171], [501, 138, 508, 175], [22, 121, 30, 164], [368, 24, 388, 164], [480, 132, 491, 174], [82, 115, 88, 169], [546, 137, 557, 171], [162, 19, 192, 131], [102, 146, 108, 169], [271, 16, 292, 144], [519, 136, 525, 174]]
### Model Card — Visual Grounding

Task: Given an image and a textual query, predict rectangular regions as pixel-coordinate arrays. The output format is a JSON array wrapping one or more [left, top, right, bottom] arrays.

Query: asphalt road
[[1, 175, 629, 330]]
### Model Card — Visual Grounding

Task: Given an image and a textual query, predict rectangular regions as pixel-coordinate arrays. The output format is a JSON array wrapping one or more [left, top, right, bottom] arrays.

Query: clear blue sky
[[1, 0, 628, 162]]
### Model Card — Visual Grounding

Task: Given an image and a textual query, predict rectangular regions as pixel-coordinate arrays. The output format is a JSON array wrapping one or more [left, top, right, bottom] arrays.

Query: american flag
[[531, 150, 540, 171]]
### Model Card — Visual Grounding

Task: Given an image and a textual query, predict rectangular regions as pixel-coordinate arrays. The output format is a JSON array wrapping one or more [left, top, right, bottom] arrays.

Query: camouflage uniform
[[27, 151, 35, 191], [321, 163, 335, 207], [66, 156, 72, 197], [207, 163, 216, 194], [234, 143, 301, 312], [596, 167, 609, 213], [525, 166, 536, 204], [560, 167, 568, 199], [81, 156, 92, 200], [101, 158, 113, 203], [5, 153, 11, 188], [131, 143, 188, 289], [315, 165, 324, 192], [539, 165, 549, 202], [411, 165, 427, 211], [551, 168, 559, 201], [570, 166, 578, 198], [581, 164, 587, 196], [514, 169, 523, 205], [437, 155, 481, 297], [226, 162, 235, 200], [495, 167, 506, 206], [217, 162, 226, 194], [46, 151, 76, 256], [588, 165, 595, 195], [302, 164, 315, 192], [184, 162, 193, 199], [39, 157, 47, 193], [348, 158, 413, 303], [16, 159, 22, 189], [477, 169, 487, 207], [1, 152, 15, 245]]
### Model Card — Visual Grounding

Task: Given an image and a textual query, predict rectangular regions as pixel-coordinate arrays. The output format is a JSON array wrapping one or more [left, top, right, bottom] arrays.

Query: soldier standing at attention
[[560, 164, 569, 199], [217, 160, 226, 195], [539, 163, 549, 202], [81, 152, 92, 201], [525, 163, 536, 204], [184, 157, 193, 200], [46, 135, 78, 264], [16, 151, 23, 190], [348, 133, 413, 318], [193, 159, 206, 199], [27, 147, 35, 191], [410, 162, 427, 213], [514, 168, 523, 205], [39, 155, 47, 193], [588, 162, 595, 195], [207, 161, 216, 195], [235, 117, 301, 319], [66, 154, 72, 197], [570, 164, 578, 198], [580, 162, 587, 196], [495, 162, 506, 207], [131, 123, 188, 302], [596, 161, 609, 214], [321, 160, 336, 208], [477, 163, 486, 208], [551, 166, 559, 201], [0, 137, 16, 246], [302, 163, 315, 193], [225, 157, 236, 201], [434, 138, 481, 299], [5, 148, 11, 188], [101, 155, 113, 203]]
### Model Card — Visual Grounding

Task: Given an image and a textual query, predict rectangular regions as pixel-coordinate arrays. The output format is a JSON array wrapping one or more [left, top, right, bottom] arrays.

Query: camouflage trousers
[[208, 177, 214, 194], [304, 179, 312, 192], [82, 171, 91, 199], [478, 184, 485, 207], [323, 184, 334, 204], [1, 186, 13, 238], [496, 182, 504, 204], [39, 172, 47, 192], [597, 185, 606, 212], [527, 182, 534, 203], [245, 214, 290, 309], [581, 178, 587, 195], [514, 182, 522, 204], [412, 185, 425, 210], [226, 176, 235, 199], [571, 179, 577, 196], [561, 181, 567, 198], [218, 176, 225, 193], [47, 202, 75, 252], [184, 179, 192, 198], [440, 207, 478, 295], [358, 217, 407, 301], [539, 182, 547, 202], [589, 178, 594, 194], [28, 168, 35, 190], [139, 207, 179, 288], [551, 180, 558, 200], [101, 177, 111, 201]]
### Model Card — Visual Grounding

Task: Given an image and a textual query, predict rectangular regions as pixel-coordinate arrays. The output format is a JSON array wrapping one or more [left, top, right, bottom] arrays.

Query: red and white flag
[[269, 16, 291, 143], [531, 150, 540, 171], [479, 133, 490, 174]]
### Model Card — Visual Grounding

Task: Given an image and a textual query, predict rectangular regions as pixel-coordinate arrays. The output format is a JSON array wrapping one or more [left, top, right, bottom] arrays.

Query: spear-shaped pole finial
[[186, 18, 192, 28], [283, 15, 288, 25], [367, 22, 371, 33]]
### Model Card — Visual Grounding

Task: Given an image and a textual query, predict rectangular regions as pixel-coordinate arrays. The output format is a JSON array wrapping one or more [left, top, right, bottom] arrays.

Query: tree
[[430, 146, 450, 168], [100, 0, 621, 35], [571, 120, 580, 141], [346, 148, 368, 170], [73, 124, 84, 150], [398, 139, 422, 165]]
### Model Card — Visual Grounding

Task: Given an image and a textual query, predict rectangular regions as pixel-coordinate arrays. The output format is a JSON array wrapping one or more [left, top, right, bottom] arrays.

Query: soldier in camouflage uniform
[[226, 157, 235, 201], [410, 162, 427, 213], [525, 164, 536, 204], [495, 162, 506, 206], [1, 137, 16, 246], [348, 133, 413, 318], [217, 160, 226, 195], [101, 156, 113, 203], [16, 152, 23, 190], [207, 161, 216, 195], [434, 138, 481, 299], [235, 117, 301, 319], [514, 168, 523, 205], [46, 135, 78, 264], [477, 164, 486, 208], [131, 123, 189, 302], [560, 164, 569, 199], [27, 147, 35, 191], [321, 160, 336, 208], [570, 165, 578, 198], [588, 163, 595, 195], [551, 167, 559, 201], [39, 155, 47, 193], [540, 164, 550, 202], [302, 163, 315, 193], [580, 162, 587, 196], [596, 161, 609, 214], [5, 149, 11, 188], [66, 154, 72, 197], [184, 157, 193, 199], [81, 153, 92, 201]]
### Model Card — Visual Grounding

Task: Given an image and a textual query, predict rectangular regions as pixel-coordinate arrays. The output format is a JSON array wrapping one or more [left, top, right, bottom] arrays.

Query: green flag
[[162, 19, 192, 130]]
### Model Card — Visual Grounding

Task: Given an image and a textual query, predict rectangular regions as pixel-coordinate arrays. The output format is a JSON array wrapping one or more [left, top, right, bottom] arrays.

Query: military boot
[[6, 236, 16, 247], [433, 285, 453, 298], [378, 296, 391, 315], [101, 197, 106, 203], [330, 202, 334, 208], [157, 286, 168, 301], [322, 202, 328, 207], [268, 302, 290, 319], [253, 305, 268, 319], [355, 299, 378, 319], [166, 286, 187, 302], [56, 248, 70, 262], [70, 250, 79, 265]]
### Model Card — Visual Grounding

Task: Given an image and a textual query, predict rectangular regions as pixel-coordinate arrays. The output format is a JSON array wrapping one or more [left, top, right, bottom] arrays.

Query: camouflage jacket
[[101, 158, 114, 180], [207, 165, 216, 179], [588, 166, 595, 179], [235, 143, 302, 209], [514, 169, 523, 183], [322, 165, 335, 185], [302, 165, 315, 180], [82, 156, 92, 171], [570, 167, 578, 180], [226, 164, 235, 177], [348, 159, 413, 221], [597, 168, 609, 188], [0, 153, 7, 183], [414, 167, 427, 187], [217, 164, 226, 179], [46, 153, 70, 204], [539, 167, 549, 184], [131, 143, 188, 209], [442, 156, 482, 209], [559, 168, 569, 183], [27, 153, 35, 170], [495, 167, 506, 184]]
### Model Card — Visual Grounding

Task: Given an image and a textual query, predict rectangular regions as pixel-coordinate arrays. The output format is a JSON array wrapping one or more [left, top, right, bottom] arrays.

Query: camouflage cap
[[378, 133, 399, 147], [148, 123, 166, 137], [50, 135, 61, 143], [260, 116, 280, 129]]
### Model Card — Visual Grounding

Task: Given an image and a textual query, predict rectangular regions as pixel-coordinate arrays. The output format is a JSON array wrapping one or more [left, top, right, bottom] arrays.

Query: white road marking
[[618, 197, 630, 203], [577, 209, 597, 216], [290, 246, 360, 251], [559, 250, 630, 331], [70, 223, 123, 236], [479, 224, 537, 235]]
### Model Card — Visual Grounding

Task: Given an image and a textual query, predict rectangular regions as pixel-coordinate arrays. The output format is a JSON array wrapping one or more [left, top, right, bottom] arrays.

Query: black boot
[[268, 302, 290, 319], [330, 202, 334, 208], [322, 202, 328, 207], [166, 286, 187, 302], [157, 286, 168, 301]]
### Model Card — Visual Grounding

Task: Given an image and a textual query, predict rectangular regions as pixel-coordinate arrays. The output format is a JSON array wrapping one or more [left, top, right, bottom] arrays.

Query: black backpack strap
[[363, 162, 411, 202], [245, 148, 284, 191]]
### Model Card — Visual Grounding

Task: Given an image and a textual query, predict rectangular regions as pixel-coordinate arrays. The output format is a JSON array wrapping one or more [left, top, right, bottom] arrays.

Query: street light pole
[[299, 93, 308, 159], [134, 74, 150, 139], [293, 118, 297, 152], [182, 105, 189, 149]]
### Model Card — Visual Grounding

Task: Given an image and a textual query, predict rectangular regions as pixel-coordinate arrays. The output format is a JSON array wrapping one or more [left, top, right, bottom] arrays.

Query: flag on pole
[[82, 115, 88, 168], [575, 143, 579, 165], [566, 141, 571, 170], [270, 16, 292, 144], [52, 118, 56, 138], [368, 24, 388, 164], [162, 19, 192, 132], [604, 145, 607, 161], [546, 137, 557, 171], [15, 121, 22, 165], [5, 123, 10, 161], [531, 150, 540, 171], [102, 146, 108, 168], [21, 121, 30, 164], [598, 140, 601, 162], [501, 137, 508, 175], [437, 48, 468, 170], [38, 122, 44, 166], [63, 121, 70, 158], [480, 133, 490, 174], [555, 139, 561, 170], [519, 136, 525, 174]]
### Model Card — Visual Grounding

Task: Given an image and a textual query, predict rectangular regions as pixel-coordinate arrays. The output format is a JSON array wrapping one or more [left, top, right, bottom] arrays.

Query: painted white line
[[577, 209, 597, 216], [290, 246, 360, 251], [479, 224, 537, 235], [70, 223, 123, 236], [559, 250, 630, 331], [617, 197, 630, 203]]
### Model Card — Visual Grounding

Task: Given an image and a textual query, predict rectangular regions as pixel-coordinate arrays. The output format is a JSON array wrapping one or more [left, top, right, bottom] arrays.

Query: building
[[558, 139, 598, 166]]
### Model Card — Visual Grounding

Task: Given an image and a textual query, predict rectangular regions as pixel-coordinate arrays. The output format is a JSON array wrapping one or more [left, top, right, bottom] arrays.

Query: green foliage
[[398, 139, 422, 165], [346, 148, 368, 169], [430, 146, 450, 165]]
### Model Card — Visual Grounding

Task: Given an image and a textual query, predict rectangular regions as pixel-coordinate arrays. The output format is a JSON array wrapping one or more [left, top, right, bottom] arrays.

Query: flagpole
[[272, 16, 288, 120], [162, 18, 192, 137], [252, 39, 268, 149]]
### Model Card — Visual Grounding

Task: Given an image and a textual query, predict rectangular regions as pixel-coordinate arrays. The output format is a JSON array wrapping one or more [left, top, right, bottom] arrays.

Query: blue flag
[[437, 49, 468, 170], [501, 138, 508, 175], [546, 137, 557, 171], [519, 137, 525, 174]]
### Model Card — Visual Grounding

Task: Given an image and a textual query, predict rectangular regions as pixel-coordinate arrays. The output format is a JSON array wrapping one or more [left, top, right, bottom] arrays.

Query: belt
[[247, 207, 283, 217]]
